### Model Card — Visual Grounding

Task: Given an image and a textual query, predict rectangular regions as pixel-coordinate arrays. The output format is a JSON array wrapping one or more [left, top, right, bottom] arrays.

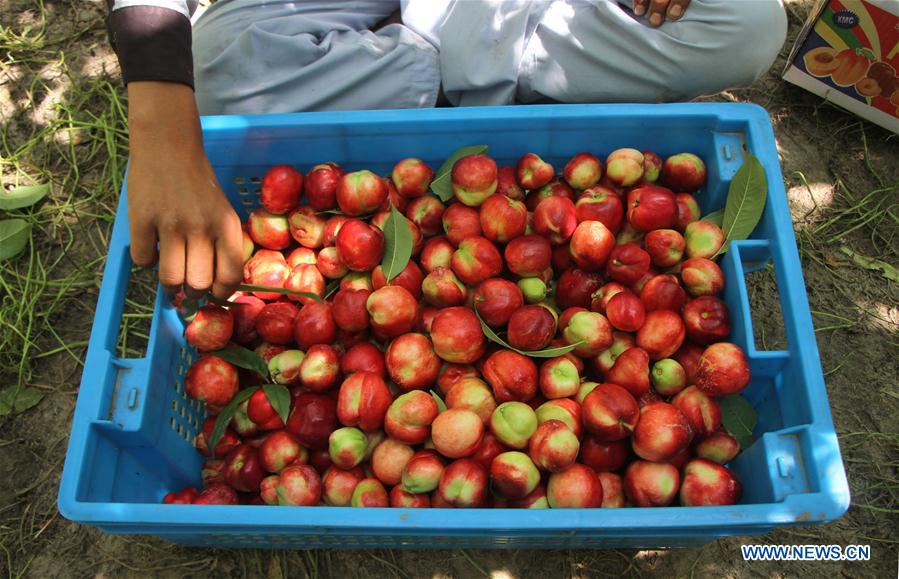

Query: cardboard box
[[783, 0, 899, 133]]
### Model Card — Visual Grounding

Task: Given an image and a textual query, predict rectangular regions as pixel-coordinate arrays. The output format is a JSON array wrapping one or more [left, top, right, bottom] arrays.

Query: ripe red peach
[[259, 430, 305, 473], [390, 487, 430, 508], [528, 419, 580, 472], [392, 158, 434, 198], [563, 152, 602, 190], [248, 208, 291, 250], [672, 386, 722, 439], [332, 288, 371, 333], [546, 463, 603, 508], [256, 301, 300, 345], [632, 402, 694, 462], [337, 170, 388, 216], [386, 333, 441, 391], [473, 278, 524, 328], [662, 153, 707, 192], [636, 310, 685, 360], [507, 305, 556, 352], [504, 234, 552, 278], [680, 458, 742, 506], [582, 383, 640, 441], [430, 307, 486, 364], [598, 472, 625, 508], [695, 430, 741, 464], [681, 257, 725, 296], [605, 148, 644, 187], [452, 154, 498, 207], [605, 346, 651, 397], [533, 196, 578, 245], [223, 444, 265, 493], [683, 296, 731, 344], [261, 164, 303, 214], [420, 235, 455, 272], [405, 195, 446, 237], [322, 214, 349, 246], [286, 246, 317, 268], [526, 177, 577, 211], [304, 162, 344, 211], [644, 229, 685, 268], [336, 371, 392, 432], [287, 206, 326, 249], [496, 165, 526, 200], [490, 451, 541, 499], [185, 304, 233, 351], [556, 268, 603, 309], [624, 460, 680, 507], [568, 220, 615, 271], [606, 243, 651, 286], [431, 409, 485, 458], [482, 349, 539, 403], [317, 246, 349, 279], [575, 185, 624, 233], [675, 192, 701, 231], [366, 285, 419, 338], [385, 390, 439, 444], [351, 478, 389, 507], [322, 466, 365, 506], [479, 194, 528, 243], [445, 378, 497, 423], [605, 291, 646, 333], [538, 356, 580, 399], [516, 152, 555, 190], [506, 484, 549, 509], [684, 220, 725, 259], [694, 342, 751, 396], [336, 219, 385, 272], [422, 266, 467, 308], [451, 236, 503, 286], [579, 436, 630, 472], [626, 185, 678, 231], [639, 274, 686, 312], [284, 263, 325, 305], [185, 354, 239, 407], [371, 438, 415, 486], [401, 449, 445, 494], [562, 310, 614, 357], [442, 203, 482, 246], [438, 459, 489, 507]]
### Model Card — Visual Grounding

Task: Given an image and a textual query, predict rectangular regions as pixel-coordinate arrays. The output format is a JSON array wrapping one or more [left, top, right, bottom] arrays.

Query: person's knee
[[708, 0, 788, 86]]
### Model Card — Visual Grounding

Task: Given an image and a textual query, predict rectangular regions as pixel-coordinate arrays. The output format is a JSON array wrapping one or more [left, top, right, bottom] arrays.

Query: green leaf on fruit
[[208, 386, 258, 458], [324, 279, 341, 299], [430, 389, 447, 413], [430, 145, 489, 202], [380, 203, 414, 283], [205, 294, 233, 308], [0, 219, 31, 262], [719, 394, 757, 449], [212, 346, 269, 379], [476, 311, 582, 358], [262, 383, 292, 424], [840, 246, 899, 283], [0, 183, 50, 210], [0, 386, 44, 416], [715, 153, 767, 256], [700, 209, 724, 227], [238, 283, 323, 303]]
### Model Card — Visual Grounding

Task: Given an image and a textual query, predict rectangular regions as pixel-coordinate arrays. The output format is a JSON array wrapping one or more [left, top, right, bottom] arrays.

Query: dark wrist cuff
[[108, 5, 194, 89]]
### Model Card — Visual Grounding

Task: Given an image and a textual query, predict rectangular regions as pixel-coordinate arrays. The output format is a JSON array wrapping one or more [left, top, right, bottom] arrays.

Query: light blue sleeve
[[192, 0, 440, 115], [437, 0, 788, 105]]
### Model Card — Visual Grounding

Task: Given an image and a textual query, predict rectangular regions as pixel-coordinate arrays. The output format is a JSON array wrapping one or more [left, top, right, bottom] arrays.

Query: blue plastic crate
[[58, 103, 849, 549]]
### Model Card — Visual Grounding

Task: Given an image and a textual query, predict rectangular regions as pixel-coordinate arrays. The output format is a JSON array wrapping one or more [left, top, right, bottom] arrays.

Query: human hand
[[126, 82, 243, 300], [633, 0, 691, 27]]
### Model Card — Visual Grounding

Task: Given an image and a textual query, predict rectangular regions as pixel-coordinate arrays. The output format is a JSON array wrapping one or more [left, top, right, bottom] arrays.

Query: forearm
[[127, 81, 204, 163]]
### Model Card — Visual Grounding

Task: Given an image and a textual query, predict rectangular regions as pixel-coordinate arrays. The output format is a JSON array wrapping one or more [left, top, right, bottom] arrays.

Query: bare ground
[[0, 1, 896, 577]]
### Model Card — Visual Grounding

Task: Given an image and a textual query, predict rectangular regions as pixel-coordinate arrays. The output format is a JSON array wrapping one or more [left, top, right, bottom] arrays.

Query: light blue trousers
[[192, 0, 787, 115]]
